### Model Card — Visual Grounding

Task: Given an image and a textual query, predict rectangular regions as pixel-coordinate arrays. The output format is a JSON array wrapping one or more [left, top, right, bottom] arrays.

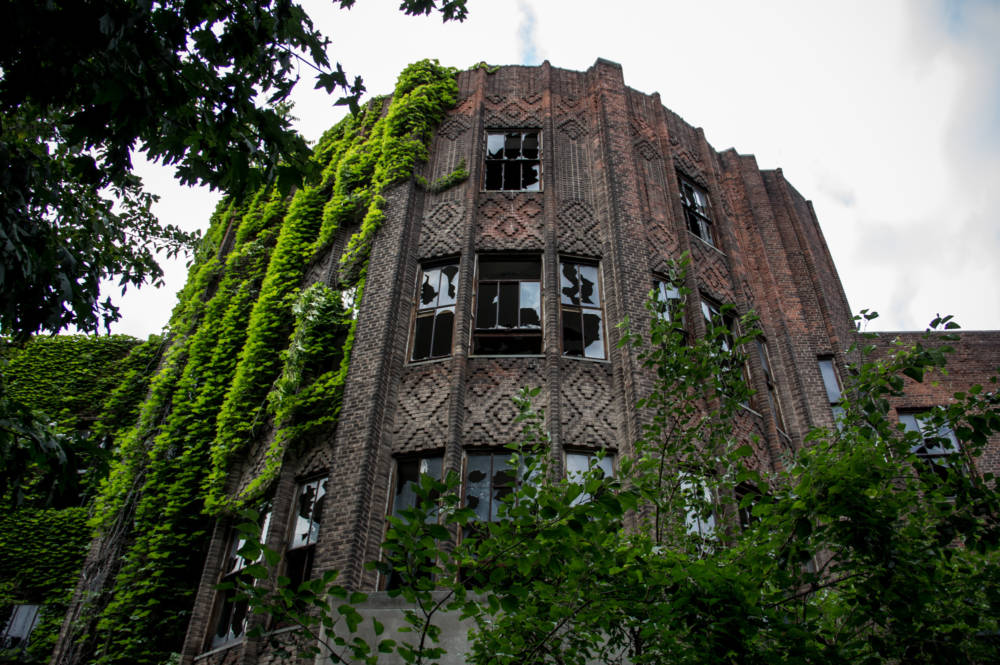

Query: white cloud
[[110, 0, 999, 336]]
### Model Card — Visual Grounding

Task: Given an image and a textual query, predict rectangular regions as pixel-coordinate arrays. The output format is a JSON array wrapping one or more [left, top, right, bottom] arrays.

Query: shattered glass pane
[[503, 161, 520, 190], [293, 479, 320, 547], [562, 310, 583, 356], [420, 267, 441, 308], [567, 452, 614, 505], [466, 455, 492, 522], [560, 262, 579, 305], [498, 282, 519, 328], [522, 132, 539, 159], [583, 310, 604, 359], [412, 313, 433, 360], [307, 480, 326, 544], [393, 459, 420, 517], [504, 132, 522, 159], [439, 264, 459, 305], [519, 282, 541, 328], [579, 264, 599, 306], [485, 161, 503, 190], [486, 133, 505, 159], [522, 163, 540, 191], [476, 282, 498, 329], [431, 308, 454, 357]]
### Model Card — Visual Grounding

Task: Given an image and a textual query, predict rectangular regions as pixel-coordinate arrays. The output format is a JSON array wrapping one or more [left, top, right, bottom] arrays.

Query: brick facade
[[53, 60, 999, 665]]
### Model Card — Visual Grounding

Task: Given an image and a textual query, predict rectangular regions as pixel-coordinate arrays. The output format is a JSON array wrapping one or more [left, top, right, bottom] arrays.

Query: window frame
[[211, 505, 272, 649], [559, 258, 607, 360], [565, 449, 615, 505], [756, 338, 786, 432], [409, 260, 460, 363], [817, 356, 845, 428], [472, 254, 544, 356], [0, 604, 40, 652], [284, 476, 327, 593], [678, 174, 714, 246], [897, 410, 961, 474], [384, 454, 445, 590], [483, 129, 542, 192]]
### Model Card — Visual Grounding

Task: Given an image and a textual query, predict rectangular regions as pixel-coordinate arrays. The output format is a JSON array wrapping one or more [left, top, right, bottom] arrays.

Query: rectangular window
[[464, 452, 517, 523], [386, 456, 443, 589], [566, 451, 614, 505], [679, 471, 717, 540], [679, 175, 714, 246], [484, 130, 541, 191], [700, 298, 736, 352], [473, 256, 542, 355], [818, 357, 845, 427], [285, 478, 327, 592], [898, 411, 960, 478], [757, 339, 786, 431], [411, 262, 459, 361], [1, 604, 40, 652], [560, 260, 605, 359], [212, 506, 272, 648]]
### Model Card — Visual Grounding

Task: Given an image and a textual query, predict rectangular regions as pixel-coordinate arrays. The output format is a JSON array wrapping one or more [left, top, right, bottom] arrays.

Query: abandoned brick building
[[41, 59, 1000, 665]]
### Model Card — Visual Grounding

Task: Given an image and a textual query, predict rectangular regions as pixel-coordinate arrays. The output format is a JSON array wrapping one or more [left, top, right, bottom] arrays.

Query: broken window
[[566, 451, 614, 505], [679, 175, 714, 246], [484, 131, 541, 191], [560, 260, 605, 359], [679, 471, 717, 540], [757, 338, 786, 431], [735, 482, 762, 531], [898, 411, 960, 479], [700, 298, 736, 353], [464, 452, 519, 524], [285, 477, 327, 592], [473, 256, 542, 355], [411, 262, 459, 361], [1, 604, 40, 652], [818, 357, 845, 428], [385, 456, 443, 589], [652, 276, 687, 338], [212, 505, 272, 648]]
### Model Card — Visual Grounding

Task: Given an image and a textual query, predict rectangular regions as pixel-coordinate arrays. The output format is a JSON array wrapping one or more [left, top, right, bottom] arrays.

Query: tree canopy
[[0, 0, 467, 338]]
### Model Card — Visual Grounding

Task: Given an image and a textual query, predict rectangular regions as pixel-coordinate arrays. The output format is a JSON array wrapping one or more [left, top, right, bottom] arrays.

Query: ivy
[[82, 60, 459, 665]]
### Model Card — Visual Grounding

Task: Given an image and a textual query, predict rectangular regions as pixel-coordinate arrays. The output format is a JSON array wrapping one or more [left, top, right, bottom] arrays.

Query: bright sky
[[113, 0, 1000, 337]]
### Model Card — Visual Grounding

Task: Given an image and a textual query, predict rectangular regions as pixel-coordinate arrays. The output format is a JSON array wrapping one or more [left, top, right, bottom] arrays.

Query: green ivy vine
[[83, 60, 459, 665]]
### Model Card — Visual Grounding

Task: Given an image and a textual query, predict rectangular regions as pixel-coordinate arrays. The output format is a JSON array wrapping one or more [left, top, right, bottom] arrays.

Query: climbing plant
[[81, 59, 460, 665]]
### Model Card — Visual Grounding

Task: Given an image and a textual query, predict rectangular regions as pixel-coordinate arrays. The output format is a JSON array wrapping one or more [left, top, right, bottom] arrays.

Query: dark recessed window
[[679, 175, 714, 246], [898, 411, 960, 479], [485, 131, 541, 191], [212, 506, 272, 648], [560, 260, 605, 359], [465, 452, 518, 524], [411, 262, 459, 362], [386, 456, 443, 589], [285, 478, 326, 592], [473, 256, 542, 355]]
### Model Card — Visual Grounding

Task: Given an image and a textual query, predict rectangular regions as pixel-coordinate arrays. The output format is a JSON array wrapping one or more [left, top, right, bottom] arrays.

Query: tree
[[0, 0, 467, 338], [234, 277, 1000, 664]]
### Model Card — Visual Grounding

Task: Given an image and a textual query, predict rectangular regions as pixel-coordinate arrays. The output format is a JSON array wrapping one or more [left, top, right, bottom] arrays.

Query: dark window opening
[[898, 411, 960, 480], [653, 276, 687, 339], [464, 453, 518, 529], [474, 256, 542, 355], [385, 456, 443, 590], [735, 482, 762, 531], [411, 262, 459, 362], [679, 176, 714, 246], [285, 478, 326, 590], [560, 261, 605, 359], [757, 339, 786, 431], [212, 506, 272, 648], [1, 604, 40, 652], [485, 131, 541, 191], [818, 357, 845, 428]]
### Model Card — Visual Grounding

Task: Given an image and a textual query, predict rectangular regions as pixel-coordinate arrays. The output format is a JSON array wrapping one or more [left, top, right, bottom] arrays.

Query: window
[[679, 176, 714, 246], [1, 604, 40, 652], [473, 256, 542, 355], [285, 478, 327, 592], [679, 471, 717, 539], [484, 131, 540, 191], [411, 262, 459, 361], [464, 453, 517, 523], [566, 451, 614, 505], [701, 298, 736, 352], [757, 339, 786, 431], [735, 482, 762, 531], [898, 411, 960, 477], [818, 357, 844, 427], [212, 507, 272, 648], [560, 260, 605, 359], [386, 456, 443, 589]]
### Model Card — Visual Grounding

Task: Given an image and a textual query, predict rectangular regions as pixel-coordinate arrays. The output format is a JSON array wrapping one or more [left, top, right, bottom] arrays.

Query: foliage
[[0, 0, 467, 338], [0, 507, 91, 663], [0, 335, 156, 508], [416, 159, 470, 193], [78, 60, 460, 665], [236, 277, 1000, 665]]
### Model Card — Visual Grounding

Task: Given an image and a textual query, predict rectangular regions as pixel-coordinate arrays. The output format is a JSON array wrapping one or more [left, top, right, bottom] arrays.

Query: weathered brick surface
[[163, 60, 1000, 663]]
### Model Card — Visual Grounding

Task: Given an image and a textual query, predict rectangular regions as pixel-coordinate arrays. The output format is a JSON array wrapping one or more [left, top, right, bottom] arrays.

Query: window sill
[[470, 353, 544, 359], [687, 231, 726, 257], [195, 639, 243, 661], [407, 356, 451, 367], [561, 354, 610, 364]]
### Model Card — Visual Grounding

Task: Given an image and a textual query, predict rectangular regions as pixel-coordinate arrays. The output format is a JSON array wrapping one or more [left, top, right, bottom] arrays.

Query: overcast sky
[[113, 0, 1000, 337]]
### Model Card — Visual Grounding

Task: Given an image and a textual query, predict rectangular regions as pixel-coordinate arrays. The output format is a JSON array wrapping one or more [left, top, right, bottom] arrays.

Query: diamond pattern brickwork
[[690, 239, 734, 301], [393, 363, 452, 454], [556, 200, 601, 256], [419, 201, 466, 258], [463, 358, 546, 447], [477, 194, 544, 251], [559, 360, 622, 449]]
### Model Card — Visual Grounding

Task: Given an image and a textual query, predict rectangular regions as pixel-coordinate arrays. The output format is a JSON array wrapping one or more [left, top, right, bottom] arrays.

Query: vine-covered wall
[[0, 335, 162, 663], [65, 59, 460, 665]]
